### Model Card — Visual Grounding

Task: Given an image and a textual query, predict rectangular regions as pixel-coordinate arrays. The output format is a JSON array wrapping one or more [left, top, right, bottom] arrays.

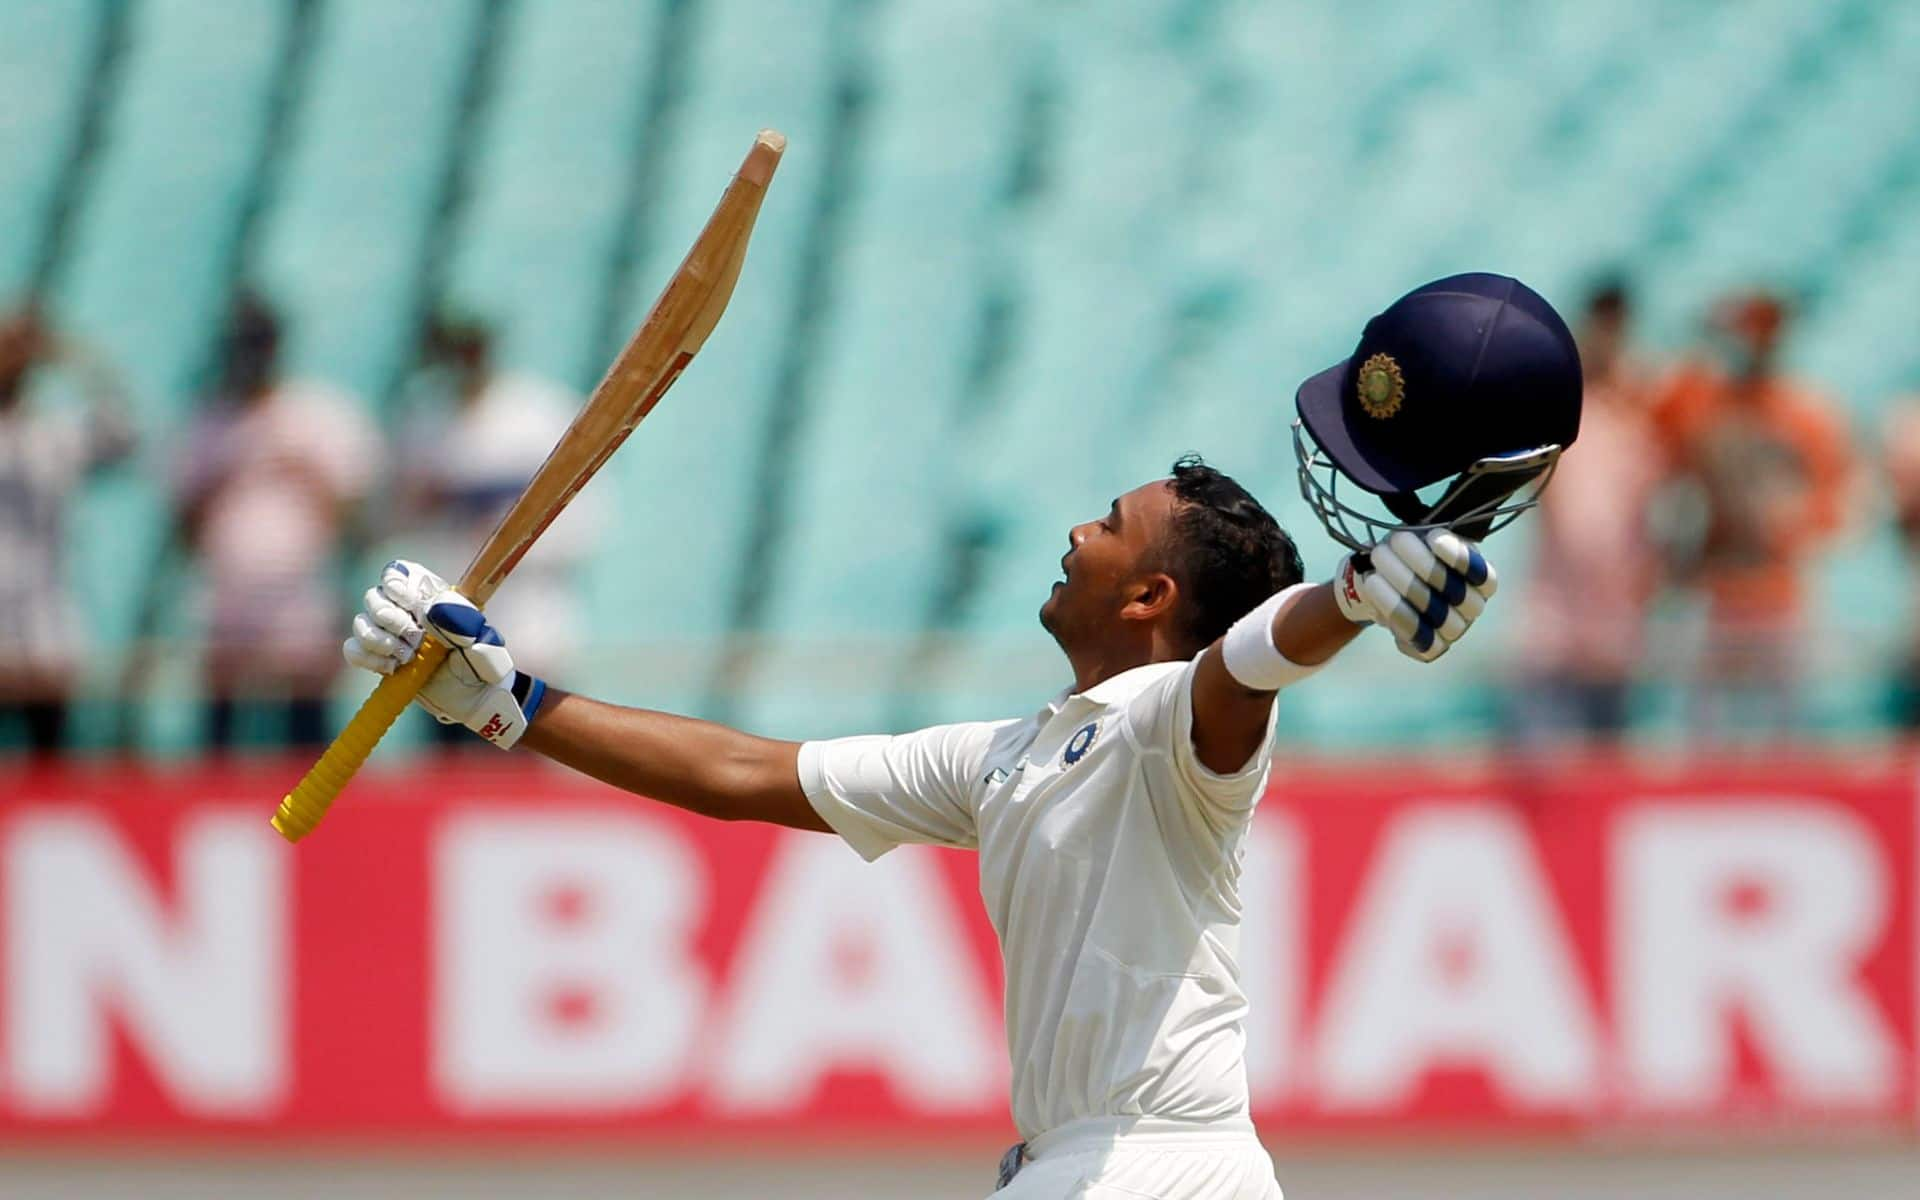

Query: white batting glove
[[1331, 529, 1498, 663], [342, 560, 547, 748]]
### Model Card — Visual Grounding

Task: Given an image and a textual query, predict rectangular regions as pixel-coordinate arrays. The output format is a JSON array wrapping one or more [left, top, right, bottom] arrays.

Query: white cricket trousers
[[990, 1116, 1283, 1200]]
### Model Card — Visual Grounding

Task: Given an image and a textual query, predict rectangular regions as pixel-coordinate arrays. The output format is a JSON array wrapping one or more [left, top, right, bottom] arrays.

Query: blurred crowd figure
[[392, 312, 588, 747], [1880, 401, 1920, 727], [0, 272, 1903, 759], [173, 292, 382, 751], [1650, 292, 1852, 737], [0, 287, 597, 760], [1518, 282, 1661, 741], [1519, 280, 1856, 745], [0, 309, 135, 756]]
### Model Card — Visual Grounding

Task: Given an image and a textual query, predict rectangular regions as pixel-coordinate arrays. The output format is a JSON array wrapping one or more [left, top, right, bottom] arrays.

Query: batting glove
[[1331, 529, 1498, 663], [342, 560, 547, 748]]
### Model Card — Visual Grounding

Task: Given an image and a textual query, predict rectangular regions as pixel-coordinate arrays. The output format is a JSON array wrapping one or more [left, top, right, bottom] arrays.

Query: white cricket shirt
[[798, 656, 1277, 1141]]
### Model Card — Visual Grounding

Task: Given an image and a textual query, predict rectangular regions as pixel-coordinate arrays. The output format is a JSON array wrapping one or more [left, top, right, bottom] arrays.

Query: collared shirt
[[175, 381, 381, 679], [799, 655, 1277, 1141], [397, 372, 593, 669]]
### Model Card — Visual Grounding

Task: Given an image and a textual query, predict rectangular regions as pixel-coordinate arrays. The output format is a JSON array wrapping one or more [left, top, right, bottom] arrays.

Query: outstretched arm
[[1189, 583, 1357, 773], [520, 689, 826, 831], [345, 560, 827, 833], [1188, 530, 1497, 774]]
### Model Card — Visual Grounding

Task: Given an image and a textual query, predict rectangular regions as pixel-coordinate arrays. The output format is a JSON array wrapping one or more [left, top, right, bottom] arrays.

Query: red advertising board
[[0, 754, 1912, 1143]]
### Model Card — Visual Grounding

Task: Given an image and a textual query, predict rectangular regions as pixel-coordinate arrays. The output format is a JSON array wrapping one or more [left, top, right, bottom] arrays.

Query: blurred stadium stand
[[8, 0, 1920, 752]]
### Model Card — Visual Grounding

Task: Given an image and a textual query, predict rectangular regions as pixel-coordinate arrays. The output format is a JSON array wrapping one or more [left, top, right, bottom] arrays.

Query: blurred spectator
[[1650, 291, 1853, 738], [0, 308, 135, 757], [175, 292, 382, 751], [1882, 400, 1920, 727], [1514, 280, 1660, 744], [393, 313, 587, 747]]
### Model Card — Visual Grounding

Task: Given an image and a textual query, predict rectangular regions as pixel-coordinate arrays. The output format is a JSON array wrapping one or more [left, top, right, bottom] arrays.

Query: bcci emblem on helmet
[[1355, 352, 1405, 419], [1291, 272, 1584, 552]]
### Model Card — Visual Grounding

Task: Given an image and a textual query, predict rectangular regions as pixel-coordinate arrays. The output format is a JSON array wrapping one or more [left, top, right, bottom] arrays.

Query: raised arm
[[1190, 582, 1359, 773], [1188, 530, 1498, 774], [519, 690, 824, 831], [344, 559, 826, 832]]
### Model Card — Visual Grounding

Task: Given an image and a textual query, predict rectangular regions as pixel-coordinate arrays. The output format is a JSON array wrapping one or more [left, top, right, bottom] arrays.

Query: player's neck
[[1064, 631, 1182, 695]]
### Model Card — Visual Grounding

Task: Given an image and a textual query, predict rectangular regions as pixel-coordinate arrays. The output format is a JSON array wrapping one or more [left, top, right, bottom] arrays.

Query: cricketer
[[342, 273, 1582, 1198]]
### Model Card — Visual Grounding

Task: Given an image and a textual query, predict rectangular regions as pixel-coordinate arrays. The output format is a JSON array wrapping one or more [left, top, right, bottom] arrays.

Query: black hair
[[228, 288, 282, 350], [1159, 454, 1304, 652], [427, 309, 493, 360], [1586, 275, 1632, 319]]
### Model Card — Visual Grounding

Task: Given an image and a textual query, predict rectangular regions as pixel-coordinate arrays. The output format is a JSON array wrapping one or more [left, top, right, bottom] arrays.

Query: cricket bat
[[271, 129, 787, 843]]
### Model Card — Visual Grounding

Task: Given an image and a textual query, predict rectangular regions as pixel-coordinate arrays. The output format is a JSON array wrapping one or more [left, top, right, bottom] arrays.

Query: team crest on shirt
[[1062, 721, 1099, 766]]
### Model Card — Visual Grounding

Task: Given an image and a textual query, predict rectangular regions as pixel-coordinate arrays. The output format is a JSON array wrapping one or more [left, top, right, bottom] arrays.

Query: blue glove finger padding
[[1369, 542, 1459, 644], [426, 599, 515, 687], [1406, 620, 1437, 654], [426, 599, 500, 648], [1358, 569, 1421, 643], [1373, 533, 1481, 661], [1387, 531, 1469, 604], [1460, 542, 1491, 588], [1426, 531, 1496, 595]]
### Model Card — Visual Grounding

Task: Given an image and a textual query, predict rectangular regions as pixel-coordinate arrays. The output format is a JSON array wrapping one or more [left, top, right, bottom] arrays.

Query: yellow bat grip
[[270, 637, 451, 843]]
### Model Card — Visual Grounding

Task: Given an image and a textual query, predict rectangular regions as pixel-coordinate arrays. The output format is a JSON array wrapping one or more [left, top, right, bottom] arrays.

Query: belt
[[994, 1115, 1261, 1189]]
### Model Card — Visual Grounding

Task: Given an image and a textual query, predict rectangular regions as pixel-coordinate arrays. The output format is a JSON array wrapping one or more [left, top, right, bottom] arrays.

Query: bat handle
[[270, 637, 450, 843]]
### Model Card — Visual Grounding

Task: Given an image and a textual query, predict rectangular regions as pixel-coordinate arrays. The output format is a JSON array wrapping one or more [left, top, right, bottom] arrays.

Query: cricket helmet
[[1293, 272, 1583, 551]]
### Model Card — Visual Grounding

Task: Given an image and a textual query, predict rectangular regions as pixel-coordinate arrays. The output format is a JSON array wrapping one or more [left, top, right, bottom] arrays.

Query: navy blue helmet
[[1293, 273, 1584, 550]]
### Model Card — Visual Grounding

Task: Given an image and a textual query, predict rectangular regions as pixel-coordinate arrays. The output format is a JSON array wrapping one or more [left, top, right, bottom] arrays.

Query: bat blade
[[271, 129, 786, 844], [461, 129, 785, 603]]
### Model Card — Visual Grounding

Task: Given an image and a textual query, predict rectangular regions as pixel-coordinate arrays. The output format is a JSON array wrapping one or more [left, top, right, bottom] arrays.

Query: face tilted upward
[[1039, 481, 1180, 651]]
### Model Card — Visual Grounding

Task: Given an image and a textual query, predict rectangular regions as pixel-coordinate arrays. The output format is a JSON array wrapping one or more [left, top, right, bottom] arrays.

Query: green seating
[[445, 0, 668, 385], [730, 0, 1026, 736], [16, 0, 1920, 748], [50, 0, 298, 718], [254, 0, 484, 401], [0, 0, 99, 293], [570, 0, 839, 719]]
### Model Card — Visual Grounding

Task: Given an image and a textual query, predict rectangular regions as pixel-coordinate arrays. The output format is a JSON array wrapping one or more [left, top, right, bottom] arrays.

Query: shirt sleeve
[[797, 720, 1013, 861], [1121, 656, 1277, 816]]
